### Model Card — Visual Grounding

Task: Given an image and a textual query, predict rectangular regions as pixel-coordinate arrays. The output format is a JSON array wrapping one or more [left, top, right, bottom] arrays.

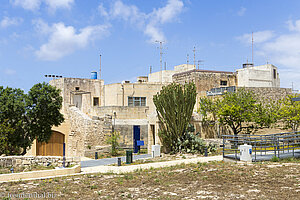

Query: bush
[[271, 156, 279, 162], [174, 124, 217, 155], [106, 131, 120, 156]]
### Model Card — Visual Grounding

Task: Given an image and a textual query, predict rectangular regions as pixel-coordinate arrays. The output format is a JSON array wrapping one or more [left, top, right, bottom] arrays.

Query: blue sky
[[1, 0, 300, 92]]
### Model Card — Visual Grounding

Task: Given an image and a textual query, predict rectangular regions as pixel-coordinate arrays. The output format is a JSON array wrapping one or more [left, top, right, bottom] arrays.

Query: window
[[93, 97, 99, 106], [128, 97, 146, 106], [220, 80, 227, 86], [273, 69, 276, 79], [75, 87, 80, 91]]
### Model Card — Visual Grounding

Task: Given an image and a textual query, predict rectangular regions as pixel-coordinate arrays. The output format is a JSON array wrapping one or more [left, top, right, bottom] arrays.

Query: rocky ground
[[0, 160, 300, 199]]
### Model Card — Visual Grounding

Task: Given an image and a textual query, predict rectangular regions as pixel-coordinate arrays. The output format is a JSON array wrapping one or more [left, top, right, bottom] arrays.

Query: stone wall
[[243, 87, 292, 101], [50, 78, 104, 114], [67, 106, 112, 157], [115, 124, 148, 148], [173, 69, 237, 111], [0, 156, 80, 168], [92, 106, 149, 119]]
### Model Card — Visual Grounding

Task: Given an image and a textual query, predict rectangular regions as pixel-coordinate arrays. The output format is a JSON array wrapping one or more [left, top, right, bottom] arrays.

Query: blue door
[[133, 125, 140, 153]]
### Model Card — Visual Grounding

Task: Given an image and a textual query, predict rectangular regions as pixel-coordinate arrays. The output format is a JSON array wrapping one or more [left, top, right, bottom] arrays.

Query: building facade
[[26, 63, 291, 158]]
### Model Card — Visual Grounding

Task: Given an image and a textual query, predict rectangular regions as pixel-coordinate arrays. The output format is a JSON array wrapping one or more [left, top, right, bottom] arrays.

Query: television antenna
[[155, 40, 165, 83]]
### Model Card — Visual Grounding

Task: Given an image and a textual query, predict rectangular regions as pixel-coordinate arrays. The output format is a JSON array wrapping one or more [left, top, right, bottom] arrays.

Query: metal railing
[[222, 131, 300, 161]]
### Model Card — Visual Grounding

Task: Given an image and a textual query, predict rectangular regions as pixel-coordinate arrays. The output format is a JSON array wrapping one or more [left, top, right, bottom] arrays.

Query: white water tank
[[151, 145, 161, 157], [239, 144, 252, 162]]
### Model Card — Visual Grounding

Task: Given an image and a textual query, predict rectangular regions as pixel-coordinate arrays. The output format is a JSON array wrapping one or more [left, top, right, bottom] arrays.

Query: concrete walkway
[[1, 156, 223, 182], [81, 154, 152, 168], [81, 155, 223, 174]]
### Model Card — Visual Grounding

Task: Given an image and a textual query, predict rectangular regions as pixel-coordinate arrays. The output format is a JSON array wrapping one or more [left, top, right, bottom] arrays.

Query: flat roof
[[173, 69, 234, 77]]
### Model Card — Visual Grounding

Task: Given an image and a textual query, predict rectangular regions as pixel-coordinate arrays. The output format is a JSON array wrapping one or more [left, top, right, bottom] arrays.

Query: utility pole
[[187, 54, 189, 65], [155, 40, 165, 83], [193, 46, 196, 69], [99, 54, 102, 80], [252, 32, 254, 64], [99, 54, 102, 106]]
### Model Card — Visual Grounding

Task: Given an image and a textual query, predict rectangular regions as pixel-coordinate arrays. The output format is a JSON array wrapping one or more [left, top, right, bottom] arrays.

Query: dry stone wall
[[242, 87, 292, 101], [0, 156, 79, 168], [66, 106, 112, 157]]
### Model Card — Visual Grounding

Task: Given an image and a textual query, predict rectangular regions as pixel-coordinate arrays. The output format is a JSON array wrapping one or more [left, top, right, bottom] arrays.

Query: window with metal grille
[[128, 97, 146, 106]]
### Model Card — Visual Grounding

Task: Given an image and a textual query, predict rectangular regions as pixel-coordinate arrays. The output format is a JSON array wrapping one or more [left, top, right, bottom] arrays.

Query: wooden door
[[36, 131, 65, 156]]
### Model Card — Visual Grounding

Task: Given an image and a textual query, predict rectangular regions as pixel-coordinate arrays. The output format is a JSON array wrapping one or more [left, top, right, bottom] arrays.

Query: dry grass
[[0, 159, 300, 199]]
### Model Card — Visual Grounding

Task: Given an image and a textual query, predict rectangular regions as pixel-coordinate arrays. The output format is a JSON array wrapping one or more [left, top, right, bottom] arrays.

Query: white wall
[[237, 64, 280, 88], [148, 64, 196, 83]]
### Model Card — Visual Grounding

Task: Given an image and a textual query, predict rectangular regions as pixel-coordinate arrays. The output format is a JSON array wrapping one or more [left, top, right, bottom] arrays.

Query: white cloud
[[44, 0, 74, 11], [105, 0, 184, 42], [32, 18, 51, 34], [237, 7, 246, 16], [261, 33, 300, 67], [287, 19, 300, 32], [237, 30, 275, 45], [145, 0, 184, 42], [10, 0, 74, 11], [0, 16, 23, 28], [35, 21, 110, 61], [11, 0, 41, 11], [98, 3, 108, 18], [238, 19, 300, 90], [110, 1, 146, 26]]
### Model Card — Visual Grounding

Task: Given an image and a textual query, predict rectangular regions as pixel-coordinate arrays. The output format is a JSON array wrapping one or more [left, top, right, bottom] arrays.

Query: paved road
[[81, 154, 151, 168]]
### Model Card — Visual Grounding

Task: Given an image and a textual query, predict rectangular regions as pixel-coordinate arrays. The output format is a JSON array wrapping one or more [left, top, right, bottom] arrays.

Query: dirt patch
[[0, 161, 299, 199]]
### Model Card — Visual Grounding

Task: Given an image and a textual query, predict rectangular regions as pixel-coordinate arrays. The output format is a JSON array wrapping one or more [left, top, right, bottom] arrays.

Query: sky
[[1, 0, 300, 92]]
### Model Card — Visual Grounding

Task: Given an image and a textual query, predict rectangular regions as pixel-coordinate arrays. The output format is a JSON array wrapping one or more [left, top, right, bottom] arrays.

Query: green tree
[[26, 82, 64, 144], [153, 82, 197, 153], [0, 86, 26, 154], [279, 94, 300, 131], [0, 83, 64, 155], [0, 120, 15, 155], [199, 97, 220, 124], [199, 88, 277, 136]]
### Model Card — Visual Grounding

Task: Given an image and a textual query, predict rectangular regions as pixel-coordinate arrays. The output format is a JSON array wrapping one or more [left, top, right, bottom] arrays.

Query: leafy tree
[[199, 97, 220, 125], [0, 120, 15, 155], [279, 94, 300, 131], [0, 86, 26, 154], [153, 82, 197, 153], [199, 88, 278, 136], [0, 83, 64, 155], [26, 82, 64, 144]]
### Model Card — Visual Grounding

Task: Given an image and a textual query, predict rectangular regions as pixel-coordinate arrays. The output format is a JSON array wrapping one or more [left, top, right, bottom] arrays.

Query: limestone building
[[26, 62, 291, 158], [236, 64, 280, 87]]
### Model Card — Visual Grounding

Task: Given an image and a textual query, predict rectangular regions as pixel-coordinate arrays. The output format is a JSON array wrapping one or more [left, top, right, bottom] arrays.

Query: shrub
[[175, 124, 217, 155], [106, 131, 120, 156], [271, 156, 279, 162]]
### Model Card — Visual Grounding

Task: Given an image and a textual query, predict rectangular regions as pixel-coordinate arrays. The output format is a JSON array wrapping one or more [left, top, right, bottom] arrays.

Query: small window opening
[[220, 80, 227, 86], [273, 69, 276, 79], [75, 87, 80, 91], [93, 97, 99, 106]]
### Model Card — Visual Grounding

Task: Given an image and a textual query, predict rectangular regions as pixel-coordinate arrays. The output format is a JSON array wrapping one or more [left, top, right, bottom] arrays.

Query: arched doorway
[[36, 131, 65, 156]]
